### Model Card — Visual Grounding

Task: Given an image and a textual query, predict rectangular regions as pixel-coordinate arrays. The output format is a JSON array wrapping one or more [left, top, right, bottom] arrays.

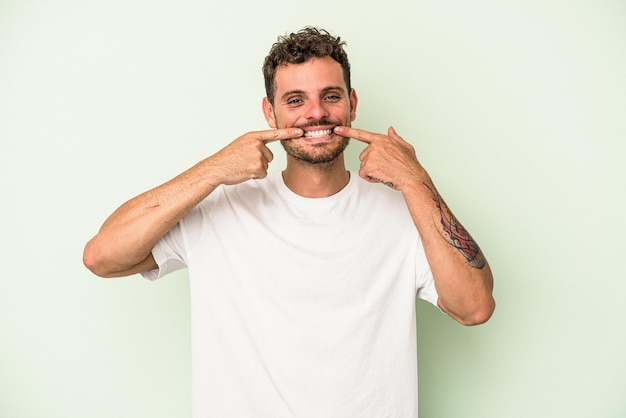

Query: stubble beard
[[279, 118, 350, 167], [281, 136, 350, 166]]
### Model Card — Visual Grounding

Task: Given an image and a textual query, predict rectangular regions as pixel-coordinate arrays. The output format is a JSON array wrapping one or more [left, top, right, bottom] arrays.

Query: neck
[[282, 155, 350, 198]]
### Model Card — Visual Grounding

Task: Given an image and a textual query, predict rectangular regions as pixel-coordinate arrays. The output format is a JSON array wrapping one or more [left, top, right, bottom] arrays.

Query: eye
[[324, 94, 341, 102], [286, 97, 304, 106]]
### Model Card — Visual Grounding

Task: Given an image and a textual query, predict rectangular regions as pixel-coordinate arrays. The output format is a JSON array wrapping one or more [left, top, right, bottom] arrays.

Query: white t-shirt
[[142, 171, 439, 418]]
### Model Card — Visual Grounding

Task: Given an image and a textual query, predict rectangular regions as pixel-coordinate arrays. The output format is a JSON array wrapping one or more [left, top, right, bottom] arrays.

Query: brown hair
[[262, 27, 351, 105]]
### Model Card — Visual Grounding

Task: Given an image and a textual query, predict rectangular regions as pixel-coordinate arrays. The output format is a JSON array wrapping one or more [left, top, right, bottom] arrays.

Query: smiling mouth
[[303, 128, 333, 138]]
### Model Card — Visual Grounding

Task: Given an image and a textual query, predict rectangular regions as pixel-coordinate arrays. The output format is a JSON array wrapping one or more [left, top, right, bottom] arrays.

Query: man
[[84, 27, 494, 417]]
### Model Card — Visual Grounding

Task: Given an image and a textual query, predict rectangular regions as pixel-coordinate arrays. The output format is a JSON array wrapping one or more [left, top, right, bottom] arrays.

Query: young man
[[84, 27, 494, 417]]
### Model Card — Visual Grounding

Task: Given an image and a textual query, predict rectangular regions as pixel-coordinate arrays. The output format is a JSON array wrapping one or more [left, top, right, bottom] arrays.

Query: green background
[[1, 0, 625, 416]]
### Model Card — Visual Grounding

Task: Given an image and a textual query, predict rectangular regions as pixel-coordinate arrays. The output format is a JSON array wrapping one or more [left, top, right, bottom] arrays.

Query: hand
[[208, 128, 303, 185], [334, 126, 428, 191]]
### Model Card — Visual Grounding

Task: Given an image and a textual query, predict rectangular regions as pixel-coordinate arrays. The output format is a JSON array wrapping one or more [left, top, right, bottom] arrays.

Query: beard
[[280, 136, 350, 165], [279, 118, 350, 165]]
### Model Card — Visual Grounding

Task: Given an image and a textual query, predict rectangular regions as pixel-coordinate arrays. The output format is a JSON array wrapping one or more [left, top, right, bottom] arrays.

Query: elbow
[[459, 270, 496, 326], [83, 237, 154, 278], [82, 240, 114, 278], [460, 296, 496, 326], [441, 294, 496, 326]]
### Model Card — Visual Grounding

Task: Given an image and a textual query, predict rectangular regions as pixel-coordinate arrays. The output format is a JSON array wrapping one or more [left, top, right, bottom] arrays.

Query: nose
[[304, 98, 329, 121]]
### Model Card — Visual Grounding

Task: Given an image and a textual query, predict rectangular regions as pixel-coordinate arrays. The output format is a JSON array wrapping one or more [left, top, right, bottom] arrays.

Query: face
[[262, 56, 358, 165]]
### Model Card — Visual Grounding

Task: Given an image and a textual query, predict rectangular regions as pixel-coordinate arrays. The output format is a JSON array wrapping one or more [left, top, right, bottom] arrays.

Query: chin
[[282, 136, 350, 165]]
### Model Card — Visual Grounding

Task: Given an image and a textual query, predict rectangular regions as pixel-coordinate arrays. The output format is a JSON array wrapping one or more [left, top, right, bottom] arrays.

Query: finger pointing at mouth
[[333, 126, 375, 143]]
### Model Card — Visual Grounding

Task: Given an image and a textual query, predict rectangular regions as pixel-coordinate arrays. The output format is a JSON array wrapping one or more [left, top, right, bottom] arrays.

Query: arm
[[334, 126, 495, 325], [83, 128, 303, 278]]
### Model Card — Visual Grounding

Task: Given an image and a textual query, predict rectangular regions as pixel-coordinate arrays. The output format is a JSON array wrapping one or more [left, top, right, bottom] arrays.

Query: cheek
[[273, 112, 298, 129]]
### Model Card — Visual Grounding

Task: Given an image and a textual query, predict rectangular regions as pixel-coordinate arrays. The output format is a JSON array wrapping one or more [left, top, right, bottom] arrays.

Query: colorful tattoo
[[426, 183, 486, 269]]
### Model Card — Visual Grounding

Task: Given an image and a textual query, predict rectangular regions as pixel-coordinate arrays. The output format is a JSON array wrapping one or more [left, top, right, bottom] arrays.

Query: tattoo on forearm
[[425, 183, 486, 269]]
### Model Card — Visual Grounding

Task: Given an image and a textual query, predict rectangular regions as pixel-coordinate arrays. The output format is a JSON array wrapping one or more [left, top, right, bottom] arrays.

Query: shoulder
[[352, 173, 406, 204], [347, 173, 414, 224], [190, 173, 278, 215]]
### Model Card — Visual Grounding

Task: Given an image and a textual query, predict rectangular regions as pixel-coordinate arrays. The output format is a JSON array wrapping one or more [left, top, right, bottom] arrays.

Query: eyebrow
[[280, 86, 347, 102]]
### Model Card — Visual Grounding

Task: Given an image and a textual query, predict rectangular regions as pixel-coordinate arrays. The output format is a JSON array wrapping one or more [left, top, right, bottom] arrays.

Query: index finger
[[257, 128, 303, 143], [333, 126, 378, 144]]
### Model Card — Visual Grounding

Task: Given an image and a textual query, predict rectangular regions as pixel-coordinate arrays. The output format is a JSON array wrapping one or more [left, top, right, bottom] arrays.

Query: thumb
[[388, 126, 399, 138]]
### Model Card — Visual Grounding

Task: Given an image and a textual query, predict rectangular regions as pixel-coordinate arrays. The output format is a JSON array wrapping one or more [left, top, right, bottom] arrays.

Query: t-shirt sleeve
[[414, 238, 441, 309], [140, 222, 187, 281]]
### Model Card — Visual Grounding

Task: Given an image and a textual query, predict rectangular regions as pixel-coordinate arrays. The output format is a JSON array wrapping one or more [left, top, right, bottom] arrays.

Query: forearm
[[83, 158, 221, 277], [401, 178, 495, 325], [83, 128, 304, 278], [332, 125, 495, 324]]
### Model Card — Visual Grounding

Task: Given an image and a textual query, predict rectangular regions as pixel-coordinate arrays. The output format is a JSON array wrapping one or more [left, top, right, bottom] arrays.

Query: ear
[[262, 97, 277, 128], [349, 88, 358, 122]]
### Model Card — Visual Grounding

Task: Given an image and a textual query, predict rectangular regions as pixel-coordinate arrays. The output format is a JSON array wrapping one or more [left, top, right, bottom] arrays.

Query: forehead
[[274, 56, 347, 96]]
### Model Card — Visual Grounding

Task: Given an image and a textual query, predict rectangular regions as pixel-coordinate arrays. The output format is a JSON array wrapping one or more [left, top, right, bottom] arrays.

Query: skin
[[262, 56, 358, 198], [334, 125, 495, 325], [83, 55, 495, 325], [81, 127, 303, 278]]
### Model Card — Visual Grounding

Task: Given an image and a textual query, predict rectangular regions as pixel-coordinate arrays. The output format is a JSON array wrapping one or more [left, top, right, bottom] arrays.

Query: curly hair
[[262, 27, 351, 105]]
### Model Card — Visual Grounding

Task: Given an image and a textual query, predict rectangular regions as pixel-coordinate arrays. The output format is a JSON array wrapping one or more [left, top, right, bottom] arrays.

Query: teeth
[[303, 129, 332, 138]]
